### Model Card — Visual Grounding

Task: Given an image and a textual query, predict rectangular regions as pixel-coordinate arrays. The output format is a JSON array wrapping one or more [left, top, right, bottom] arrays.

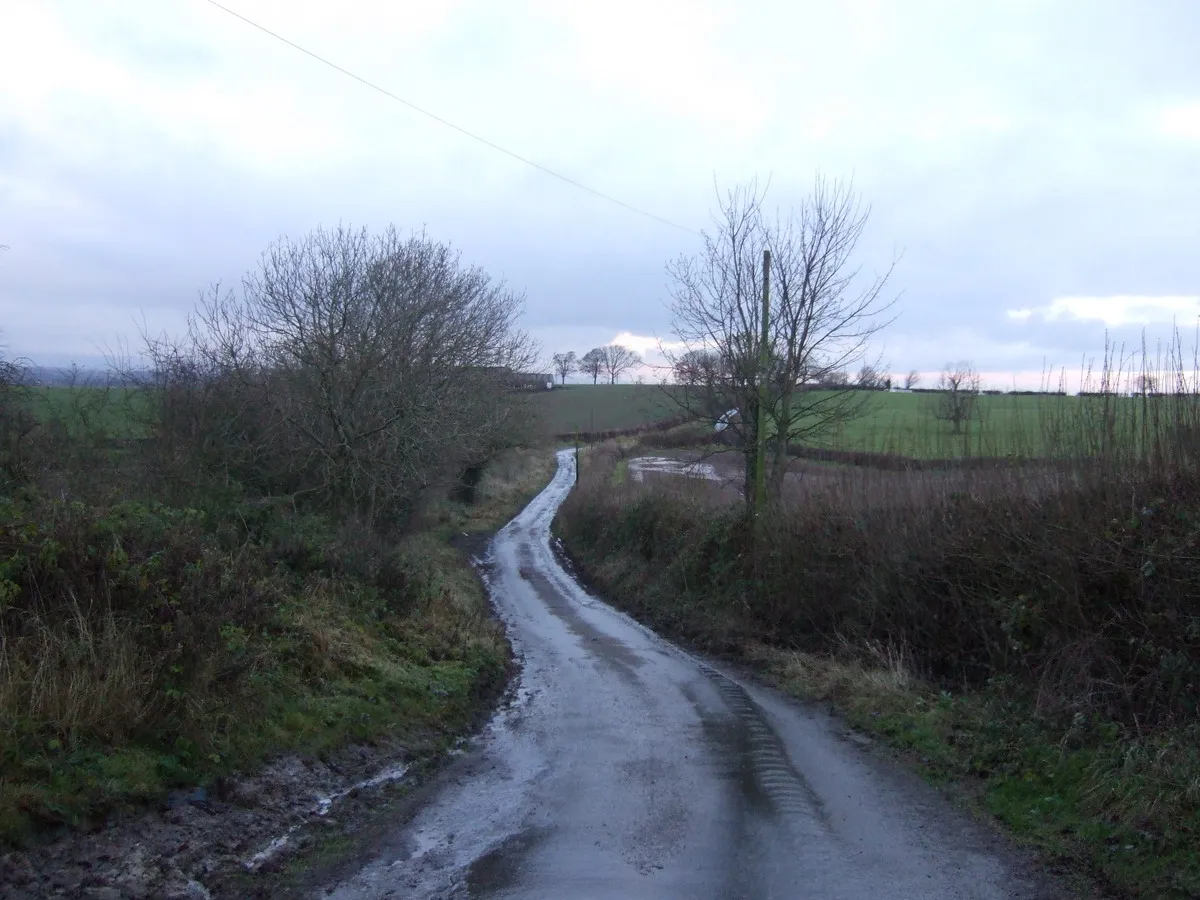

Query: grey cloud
[[3, 0, 1200, 384]]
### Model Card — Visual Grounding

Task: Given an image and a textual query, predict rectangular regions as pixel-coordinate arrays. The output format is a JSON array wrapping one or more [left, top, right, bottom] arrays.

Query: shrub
[[557, 454, 1200, 728], [0, 494, 286, 753]]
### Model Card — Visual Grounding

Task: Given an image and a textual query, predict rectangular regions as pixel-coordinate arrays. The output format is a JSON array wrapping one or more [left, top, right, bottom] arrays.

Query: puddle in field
[[627, 456, 721, 483]]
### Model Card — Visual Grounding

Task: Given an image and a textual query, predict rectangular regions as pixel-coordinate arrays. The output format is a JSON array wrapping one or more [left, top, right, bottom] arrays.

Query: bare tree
[[1134, 373, 1158, 396], [904, 369, 921, 390], [665, 177, 897, 509], [814, 367, 852, 389], [856, 364, 889, 390], [551, 351, 577, 384], [933, 361, 981, 434], [601, 344, 642, 385], [674, 348, 725, 386], [579, 348, 605, 385], [137, 225, 537, 525], [671, 348, 732, 424]]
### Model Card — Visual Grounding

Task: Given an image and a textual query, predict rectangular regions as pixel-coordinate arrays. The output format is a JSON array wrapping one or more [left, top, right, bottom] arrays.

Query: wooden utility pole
[[754, 248, 771, 514]]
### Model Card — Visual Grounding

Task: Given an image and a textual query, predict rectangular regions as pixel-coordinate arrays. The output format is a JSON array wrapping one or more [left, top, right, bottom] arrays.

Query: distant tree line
[[550, 344, 643, 385]]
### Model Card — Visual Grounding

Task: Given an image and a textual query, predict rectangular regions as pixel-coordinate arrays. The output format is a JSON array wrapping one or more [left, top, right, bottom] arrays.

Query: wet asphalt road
[[325, 450, 1070, 900]]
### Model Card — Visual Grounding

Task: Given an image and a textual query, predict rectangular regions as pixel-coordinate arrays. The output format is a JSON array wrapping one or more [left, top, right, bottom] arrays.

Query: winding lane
[[325, 450, 1069, 900]]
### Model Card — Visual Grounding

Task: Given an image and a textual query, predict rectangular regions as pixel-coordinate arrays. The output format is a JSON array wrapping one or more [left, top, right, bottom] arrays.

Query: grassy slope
[[0, 447, 556, 847], [30, 384, 682, 443], [27, 386, 148, 439]]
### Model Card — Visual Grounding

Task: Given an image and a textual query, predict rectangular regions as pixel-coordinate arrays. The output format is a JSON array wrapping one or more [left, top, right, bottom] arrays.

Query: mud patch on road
[[616, 758, 690, 874]]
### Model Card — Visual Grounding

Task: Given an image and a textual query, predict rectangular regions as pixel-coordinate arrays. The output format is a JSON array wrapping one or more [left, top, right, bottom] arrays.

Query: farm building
[[509, 372, 554, 391], [471, 367, 554, 391]]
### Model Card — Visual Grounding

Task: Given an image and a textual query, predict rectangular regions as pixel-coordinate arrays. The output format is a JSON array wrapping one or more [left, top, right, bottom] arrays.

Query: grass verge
[[0, 446, 556, 848], [750, 645, 1200, 899]]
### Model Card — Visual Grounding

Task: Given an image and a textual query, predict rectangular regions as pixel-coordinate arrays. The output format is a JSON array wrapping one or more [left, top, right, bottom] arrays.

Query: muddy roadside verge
[[1, 558, 511, 900], [0, 449, 558, 900]]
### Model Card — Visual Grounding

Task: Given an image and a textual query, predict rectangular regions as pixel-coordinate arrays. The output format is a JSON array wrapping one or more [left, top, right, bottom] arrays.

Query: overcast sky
[[2, 0, 1198, 388]]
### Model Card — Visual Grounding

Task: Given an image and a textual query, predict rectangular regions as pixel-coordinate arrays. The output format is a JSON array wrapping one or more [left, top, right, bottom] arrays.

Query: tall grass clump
[[0, 481, 512, 842]]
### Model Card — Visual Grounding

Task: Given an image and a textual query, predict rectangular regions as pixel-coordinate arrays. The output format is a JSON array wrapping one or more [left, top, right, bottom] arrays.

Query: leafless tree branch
[[933, 361, 981, 434], [132, 225, 536, 525], [579, 348, 605, 385], [664, 176, 899, 510], [601, 344, 642, 385], [551, 351, 577, 385]]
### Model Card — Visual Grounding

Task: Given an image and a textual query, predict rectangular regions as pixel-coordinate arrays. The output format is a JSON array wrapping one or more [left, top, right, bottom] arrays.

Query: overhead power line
[[200, 0, 699, 234]]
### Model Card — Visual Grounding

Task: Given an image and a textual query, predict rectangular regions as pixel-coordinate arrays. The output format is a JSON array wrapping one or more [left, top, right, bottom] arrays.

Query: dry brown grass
[[744, 640, 917, 705], [472, 447, 558, 525], [0, 597, 157, 745], [625, 444, 1083, 512]]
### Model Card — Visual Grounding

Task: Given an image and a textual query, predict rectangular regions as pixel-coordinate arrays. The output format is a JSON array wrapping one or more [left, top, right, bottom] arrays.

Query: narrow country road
[[325, 450, 1071, 900]]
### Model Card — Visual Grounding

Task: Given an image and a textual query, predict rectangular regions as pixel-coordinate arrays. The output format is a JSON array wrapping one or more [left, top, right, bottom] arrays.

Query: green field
[[36, 384, 1175, 460], [811, 390, 1180, 458], [806, 391, 1089, 458], [528, 386, 1176, 459], [28, 384, 685, 443], [27, 385, 148, 438], [34, 383, 685, 443], [529, 384, 680, 436]]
